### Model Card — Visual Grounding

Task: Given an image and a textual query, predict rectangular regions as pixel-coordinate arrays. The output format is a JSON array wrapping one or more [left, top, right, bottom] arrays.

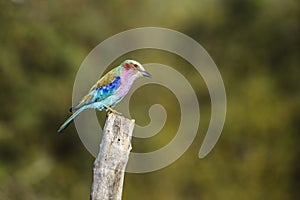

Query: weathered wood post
[[90, 113, 135, 200]]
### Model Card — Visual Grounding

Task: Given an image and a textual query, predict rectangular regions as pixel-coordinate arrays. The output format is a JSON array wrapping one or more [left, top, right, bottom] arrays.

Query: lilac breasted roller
[[58, 59, 151, 132]]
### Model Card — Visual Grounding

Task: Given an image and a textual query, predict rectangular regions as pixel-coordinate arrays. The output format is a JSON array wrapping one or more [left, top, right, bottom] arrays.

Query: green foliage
[[0, 0, 299, 199]]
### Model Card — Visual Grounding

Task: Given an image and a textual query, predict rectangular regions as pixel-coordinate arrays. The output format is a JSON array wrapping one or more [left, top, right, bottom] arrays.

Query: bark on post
[[90, 113, 135, 200]]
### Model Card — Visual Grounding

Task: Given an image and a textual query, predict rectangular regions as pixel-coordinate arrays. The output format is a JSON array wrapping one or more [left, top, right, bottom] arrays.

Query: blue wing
[[94, 76, 121, 101], [70, 76, 121, 112]]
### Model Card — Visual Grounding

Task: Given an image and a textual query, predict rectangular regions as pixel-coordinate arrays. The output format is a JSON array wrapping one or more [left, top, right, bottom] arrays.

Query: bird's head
[[121, 59, 152, 78]]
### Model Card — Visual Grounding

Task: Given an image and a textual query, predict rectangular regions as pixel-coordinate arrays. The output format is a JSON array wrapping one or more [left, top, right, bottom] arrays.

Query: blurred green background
[[0, 0, 299, 199]]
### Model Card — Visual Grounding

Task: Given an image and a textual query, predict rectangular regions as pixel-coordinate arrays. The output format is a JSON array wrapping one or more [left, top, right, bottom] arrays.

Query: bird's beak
[[141, 70, 152, 78]]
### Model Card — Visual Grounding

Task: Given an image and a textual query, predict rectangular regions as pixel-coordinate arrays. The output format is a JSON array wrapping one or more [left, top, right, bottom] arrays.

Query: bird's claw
[[104, 105, 122, 116]]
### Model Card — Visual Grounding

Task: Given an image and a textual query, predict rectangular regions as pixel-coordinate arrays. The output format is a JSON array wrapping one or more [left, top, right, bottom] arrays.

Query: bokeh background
[[0, 0, 299, 199]]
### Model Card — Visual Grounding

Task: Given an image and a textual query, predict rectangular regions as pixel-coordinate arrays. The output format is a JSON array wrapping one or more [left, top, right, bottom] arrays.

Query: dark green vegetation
[[0, 0, 299, 199]]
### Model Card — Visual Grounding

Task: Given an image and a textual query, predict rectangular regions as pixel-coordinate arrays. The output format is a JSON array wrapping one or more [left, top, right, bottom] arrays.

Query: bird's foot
[[104, 105, 122, 116]]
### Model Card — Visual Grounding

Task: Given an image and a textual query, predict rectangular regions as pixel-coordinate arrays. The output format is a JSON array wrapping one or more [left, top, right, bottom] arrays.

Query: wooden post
[[90, 113, 135, 200]]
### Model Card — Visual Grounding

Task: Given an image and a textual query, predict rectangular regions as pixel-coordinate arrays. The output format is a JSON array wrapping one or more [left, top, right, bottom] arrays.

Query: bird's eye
[[133, 64, 138, 67]]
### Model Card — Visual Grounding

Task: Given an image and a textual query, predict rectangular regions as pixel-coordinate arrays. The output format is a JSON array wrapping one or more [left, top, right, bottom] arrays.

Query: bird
[[57, 59, 151, 132]]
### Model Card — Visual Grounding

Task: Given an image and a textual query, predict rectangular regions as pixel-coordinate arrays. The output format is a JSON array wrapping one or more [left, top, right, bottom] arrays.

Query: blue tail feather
[[58, 107, 86, 133]]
